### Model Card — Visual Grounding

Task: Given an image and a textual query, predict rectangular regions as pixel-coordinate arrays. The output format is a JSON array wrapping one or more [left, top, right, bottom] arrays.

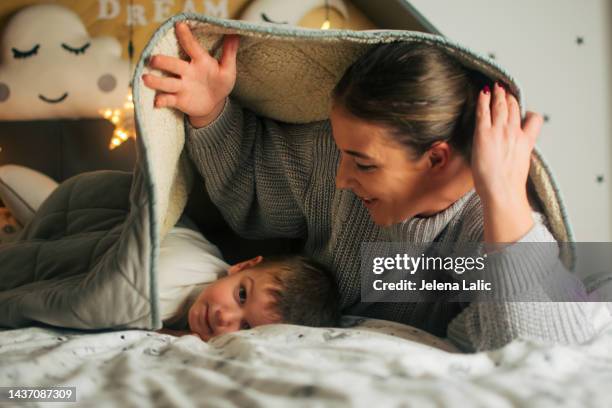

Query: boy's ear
[[228, 255, 264, 275]]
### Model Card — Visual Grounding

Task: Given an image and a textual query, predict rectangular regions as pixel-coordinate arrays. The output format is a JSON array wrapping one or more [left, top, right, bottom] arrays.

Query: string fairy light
[[103, 0, 136, 150], [321, 0, 331, 30]]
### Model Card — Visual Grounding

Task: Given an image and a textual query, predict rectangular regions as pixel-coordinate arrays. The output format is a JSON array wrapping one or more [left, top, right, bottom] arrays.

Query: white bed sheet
[[1, 316, 612, 408]]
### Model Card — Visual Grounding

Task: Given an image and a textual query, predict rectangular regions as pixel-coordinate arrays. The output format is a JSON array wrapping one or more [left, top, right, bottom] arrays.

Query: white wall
[[408, 0, 612, 241]]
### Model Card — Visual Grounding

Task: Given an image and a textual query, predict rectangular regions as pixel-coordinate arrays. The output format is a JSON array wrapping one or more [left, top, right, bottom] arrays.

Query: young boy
[[157, 225, 340, 341]]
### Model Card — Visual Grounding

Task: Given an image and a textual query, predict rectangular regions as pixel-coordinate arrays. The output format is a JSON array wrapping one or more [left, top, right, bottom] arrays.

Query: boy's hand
[[142, 21, 240, 128]]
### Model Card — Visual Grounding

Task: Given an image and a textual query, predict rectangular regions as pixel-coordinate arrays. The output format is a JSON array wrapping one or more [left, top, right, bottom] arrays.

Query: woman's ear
[[228, 255, 264, 275], [427, 142, 450, 169]]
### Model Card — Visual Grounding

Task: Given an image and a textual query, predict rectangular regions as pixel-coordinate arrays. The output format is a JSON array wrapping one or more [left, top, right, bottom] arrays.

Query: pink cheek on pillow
[[97, 74, 117, 93], [0, 82, 9, 102]]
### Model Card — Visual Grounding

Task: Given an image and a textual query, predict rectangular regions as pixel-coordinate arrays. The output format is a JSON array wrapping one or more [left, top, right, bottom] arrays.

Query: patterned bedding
[[1, 316, 611, 407]]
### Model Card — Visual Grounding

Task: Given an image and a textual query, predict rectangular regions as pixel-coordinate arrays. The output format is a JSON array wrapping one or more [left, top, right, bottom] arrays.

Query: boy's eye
[[238, 285, 247, 304], [241, 321, 251, 330], [61, 42, 90, 55]]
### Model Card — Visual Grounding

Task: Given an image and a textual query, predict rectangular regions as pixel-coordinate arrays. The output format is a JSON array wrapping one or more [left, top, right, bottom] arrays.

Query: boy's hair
[[255, 255, 341, 327]]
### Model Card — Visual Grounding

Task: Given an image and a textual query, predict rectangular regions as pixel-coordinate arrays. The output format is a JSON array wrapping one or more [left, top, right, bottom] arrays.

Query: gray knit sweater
[[186, 97, 596, 352]]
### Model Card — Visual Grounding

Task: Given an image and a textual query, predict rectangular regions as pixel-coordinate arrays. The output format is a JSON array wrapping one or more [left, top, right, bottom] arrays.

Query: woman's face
[[330, 104, 441, 226]]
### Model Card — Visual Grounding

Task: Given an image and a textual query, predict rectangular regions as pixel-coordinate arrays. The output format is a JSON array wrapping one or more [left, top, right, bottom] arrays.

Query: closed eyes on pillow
[[12, 44, 40, 59], [61, 42, 91, 55]]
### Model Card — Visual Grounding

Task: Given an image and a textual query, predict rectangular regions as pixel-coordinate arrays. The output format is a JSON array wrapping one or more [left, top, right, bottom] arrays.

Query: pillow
[[158, 226, 230, 322], [0, 4, 129, 120], [0, 164, 58, 226]]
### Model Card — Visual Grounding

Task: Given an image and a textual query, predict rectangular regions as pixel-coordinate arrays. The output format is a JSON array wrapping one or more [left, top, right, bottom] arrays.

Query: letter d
[[98, 0, 120, 19]]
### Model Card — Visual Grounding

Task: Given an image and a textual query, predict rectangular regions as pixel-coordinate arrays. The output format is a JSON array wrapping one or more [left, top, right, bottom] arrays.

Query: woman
[[142, 22, 595, 351]]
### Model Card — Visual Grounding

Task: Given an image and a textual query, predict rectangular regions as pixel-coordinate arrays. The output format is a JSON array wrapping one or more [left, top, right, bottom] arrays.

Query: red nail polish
[[483, 85, 490, 94]]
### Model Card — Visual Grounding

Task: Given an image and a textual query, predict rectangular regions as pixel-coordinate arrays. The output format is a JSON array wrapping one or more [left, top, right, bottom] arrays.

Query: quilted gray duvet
[[0, 169, 157, 329], [0, 13, 574, 331]]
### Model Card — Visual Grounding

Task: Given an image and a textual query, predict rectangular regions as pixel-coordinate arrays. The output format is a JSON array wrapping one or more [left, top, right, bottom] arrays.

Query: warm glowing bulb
[[321, 20, 331, 30], [105, 88, 135, 150]]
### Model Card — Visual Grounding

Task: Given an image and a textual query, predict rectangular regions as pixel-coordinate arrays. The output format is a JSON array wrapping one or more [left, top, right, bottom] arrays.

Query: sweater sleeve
[[185, 97, 322, 239], [447, 213, 598, 352]]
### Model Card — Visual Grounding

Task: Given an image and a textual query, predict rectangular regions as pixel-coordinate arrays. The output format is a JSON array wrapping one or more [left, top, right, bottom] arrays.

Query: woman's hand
[[142, 22, 240, 128], [471, 82, 544, 243]]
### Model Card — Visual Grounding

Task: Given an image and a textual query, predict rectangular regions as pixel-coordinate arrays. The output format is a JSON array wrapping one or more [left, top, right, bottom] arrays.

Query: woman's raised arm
[[471, 82, 542, 244], [185, 97, 322, 239], [448, 83, 598, 351]]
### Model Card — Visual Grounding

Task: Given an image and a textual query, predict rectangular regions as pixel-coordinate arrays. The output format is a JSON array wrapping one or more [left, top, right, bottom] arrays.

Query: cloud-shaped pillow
[[0, 4, 130, 120], [240, 0, 349, 26]]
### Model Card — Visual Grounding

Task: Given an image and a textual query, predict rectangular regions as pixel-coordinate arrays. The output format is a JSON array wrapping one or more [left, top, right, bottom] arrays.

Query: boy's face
[[188, 256, 283, 341]]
